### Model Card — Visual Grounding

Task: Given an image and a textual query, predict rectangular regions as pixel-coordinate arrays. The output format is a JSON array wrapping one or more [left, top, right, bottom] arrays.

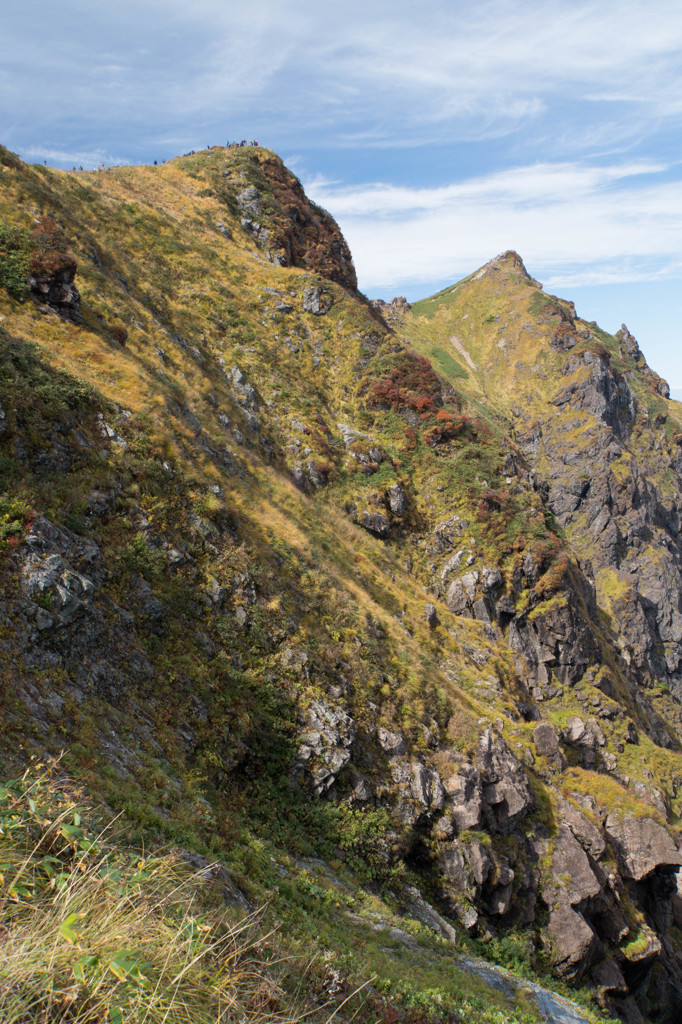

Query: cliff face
[[1, 146, 682, 1024]]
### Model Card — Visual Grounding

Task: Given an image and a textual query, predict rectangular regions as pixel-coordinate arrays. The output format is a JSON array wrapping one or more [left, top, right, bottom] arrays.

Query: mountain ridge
[[1, 142, 682, 1023]]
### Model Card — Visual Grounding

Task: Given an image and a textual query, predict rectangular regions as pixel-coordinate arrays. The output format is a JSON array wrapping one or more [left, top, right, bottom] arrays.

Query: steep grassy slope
[[0, 144, 680, 1023]]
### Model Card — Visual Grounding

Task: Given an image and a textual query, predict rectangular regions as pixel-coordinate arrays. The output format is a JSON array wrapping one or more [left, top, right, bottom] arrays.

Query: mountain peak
[[472, 250, 542, 287]]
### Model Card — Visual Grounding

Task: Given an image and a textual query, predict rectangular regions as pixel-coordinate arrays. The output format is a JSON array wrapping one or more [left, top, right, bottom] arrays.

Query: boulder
[[604, 815, 682, 881], [546, 906, 603, 984], [360, 510, 390, 538], [302, 285, 331, 315], [445, 578, 471, 616], [533, 721, 559, 757], [388, 484, 407, 515], [424, 603, 439, 628]]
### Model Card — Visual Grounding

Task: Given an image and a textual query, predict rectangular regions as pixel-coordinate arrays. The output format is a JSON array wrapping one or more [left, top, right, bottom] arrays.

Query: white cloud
[[5, 0, 682, 155], [19, 146, 129, 170], [304, 160, 682, 291]]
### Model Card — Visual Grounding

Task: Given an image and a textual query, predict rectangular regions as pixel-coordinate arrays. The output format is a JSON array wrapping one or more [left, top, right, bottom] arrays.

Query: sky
[[2, 0, 682, 389]]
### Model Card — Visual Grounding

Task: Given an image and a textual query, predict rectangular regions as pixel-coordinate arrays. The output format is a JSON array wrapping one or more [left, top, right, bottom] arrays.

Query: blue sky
[[3, 1, 682, 388]]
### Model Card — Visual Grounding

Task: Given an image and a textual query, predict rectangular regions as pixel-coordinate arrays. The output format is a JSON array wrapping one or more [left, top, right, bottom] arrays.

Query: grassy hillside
[[0, 145, 680, 1023]]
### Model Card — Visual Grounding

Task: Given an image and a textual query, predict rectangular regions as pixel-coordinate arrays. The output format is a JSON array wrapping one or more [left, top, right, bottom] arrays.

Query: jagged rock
[[443, 764, 484, 830], [29, 260, 81, 321], [477, 729, 535, 833], [592, 959, 628, 996], [481, 567, 503, 593], [533, 721, 559, 756], [424, 603, 439, 628], [616, 324, 641, 360], [236, 186, 262, 217], [388, 484, 407, 515], [542, 826, 601, 907], [439, 844, 474, 894], [377, 727, 406, 757], [508, 586, 599, 688], [450, 901, 479, 933], [350, 774, 373, 802], [302, 285, 331, 315], [296, 699, 355, 795], [435, 815, 454, 840], [558, 798, 606, 859], [360, 510, 390, 538], [404, 885, 458, 941], [229, 366, 258, 410], [20, 517, 100, 625], [464, 840, 492, 885], [441, 550, 465, 579], [604, 815, 682, 881], [546, 906, 603, 984], [620, 923, 662, 966], [410, 762, 445, 810], [563, 716, 599, 752], [488, 864, 515, 915], [433, 516, 465, 551]]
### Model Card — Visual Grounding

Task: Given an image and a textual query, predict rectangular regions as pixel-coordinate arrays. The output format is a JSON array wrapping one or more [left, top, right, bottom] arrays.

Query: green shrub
[[0, 224, 31, 298]]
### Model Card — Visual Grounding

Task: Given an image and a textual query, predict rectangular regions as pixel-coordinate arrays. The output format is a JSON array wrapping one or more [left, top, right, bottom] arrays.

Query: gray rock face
[[236, 185, 262, 218], [443, 763, 484, 830], [20, 517, 99, 625], [388, 484, 407, 515], [404, 885, 458, 942], [360, 510, 390, 538], [296, 699, 355, 795], [546, 906, 603, 984], [533, 721, 559, 756], [517, 326, 682, 704], [615, 323, 641, 360], [592, 958, 628, 997], [464, 839, 492, 885], [376, 727, 405, 757], [542, 826, 601, 908], [439, 844, 474, 894], [410, 762, 445, 810], [604, 815, 682, 881], [477, 729, 534, 833], [558, 798, 606, 859], [302, 285, 331, 315], [229, 366, 258, 410], [508, 584, 599, 689]]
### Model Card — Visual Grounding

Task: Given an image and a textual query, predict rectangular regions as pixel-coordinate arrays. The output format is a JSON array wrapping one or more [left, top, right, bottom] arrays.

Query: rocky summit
[[2, 142, 682, 1024]]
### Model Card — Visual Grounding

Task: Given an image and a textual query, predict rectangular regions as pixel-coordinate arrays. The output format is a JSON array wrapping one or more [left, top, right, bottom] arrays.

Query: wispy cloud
[[20, 146, 129, 170], [5, 0, 682, 160], [305, 160, 682, 292]]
